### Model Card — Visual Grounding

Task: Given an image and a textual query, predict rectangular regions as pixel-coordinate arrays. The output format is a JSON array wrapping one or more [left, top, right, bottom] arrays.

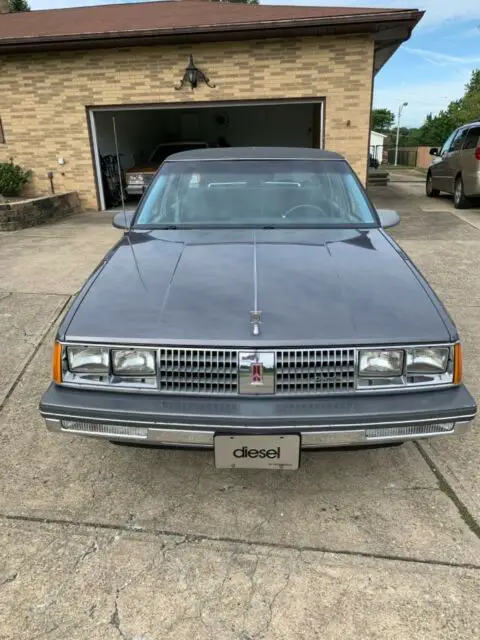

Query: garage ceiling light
[[175, 54, 216, 91]]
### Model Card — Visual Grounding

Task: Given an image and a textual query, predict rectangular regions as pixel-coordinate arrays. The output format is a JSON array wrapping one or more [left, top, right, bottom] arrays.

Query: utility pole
[[394, 102, 408, 166]]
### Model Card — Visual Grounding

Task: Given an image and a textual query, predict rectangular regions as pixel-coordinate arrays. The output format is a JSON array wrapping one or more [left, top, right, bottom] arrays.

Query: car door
[[460, 125, 480, 196], [433, 128, 468, 193], [430, 129, 457, 192], [442, 127, 469, 193]]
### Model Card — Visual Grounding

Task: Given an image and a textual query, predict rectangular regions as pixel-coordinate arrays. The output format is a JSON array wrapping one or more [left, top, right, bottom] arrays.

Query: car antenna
[[112, 116, 128, 229], [112, 116, 147, 292]]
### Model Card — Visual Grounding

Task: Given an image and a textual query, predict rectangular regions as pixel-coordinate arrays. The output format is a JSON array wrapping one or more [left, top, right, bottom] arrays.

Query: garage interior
[[90, 100, 324, 210]]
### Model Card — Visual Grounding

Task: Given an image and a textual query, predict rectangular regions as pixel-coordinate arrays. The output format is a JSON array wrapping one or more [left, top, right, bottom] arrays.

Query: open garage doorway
[[89, 98, 325, 211]]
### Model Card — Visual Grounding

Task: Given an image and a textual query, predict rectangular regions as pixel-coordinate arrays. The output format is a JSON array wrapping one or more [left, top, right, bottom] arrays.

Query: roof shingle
[[0, 0, 420, 43]]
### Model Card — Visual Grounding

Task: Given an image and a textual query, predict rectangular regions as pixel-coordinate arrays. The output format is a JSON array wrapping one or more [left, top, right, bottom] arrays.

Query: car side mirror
[[377, 209, 400, 229], [112, 212, 134, 230], [429, 147, 439, 156]]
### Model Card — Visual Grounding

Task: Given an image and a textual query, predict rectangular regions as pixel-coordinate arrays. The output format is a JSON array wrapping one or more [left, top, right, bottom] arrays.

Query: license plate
[[214, 434, 300, 470]]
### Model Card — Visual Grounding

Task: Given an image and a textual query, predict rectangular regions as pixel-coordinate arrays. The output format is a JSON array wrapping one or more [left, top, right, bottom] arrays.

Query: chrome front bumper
[[44, 416, 473, 448], [125, 185, 146, 196]]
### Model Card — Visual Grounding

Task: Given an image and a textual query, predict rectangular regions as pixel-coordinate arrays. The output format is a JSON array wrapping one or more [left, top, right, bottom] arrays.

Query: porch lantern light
[[175, 55, 216, 91]]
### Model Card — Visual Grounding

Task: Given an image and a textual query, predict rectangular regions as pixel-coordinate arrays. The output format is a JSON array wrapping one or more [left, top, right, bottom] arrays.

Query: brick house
[[0, 1, 422, 210]]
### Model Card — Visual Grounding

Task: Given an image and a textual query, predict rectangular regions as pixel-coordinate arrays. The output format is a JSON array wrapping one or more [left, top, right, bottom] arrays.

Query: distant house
[[370, 131, 388, 164]]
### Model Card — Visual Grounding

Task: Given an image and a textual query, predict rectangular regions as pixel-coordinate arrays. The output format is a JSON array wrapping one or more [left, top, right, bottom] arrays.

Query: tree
[[8, 0, 31, 11], [371, 108, 395, 133], [415, 69, 480, 146], [455, 69, 480, 124]]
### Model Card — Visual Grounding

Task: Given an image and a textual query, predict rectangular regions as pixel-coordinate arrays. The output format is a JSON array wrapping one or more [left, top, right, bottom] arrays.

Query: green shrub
[[0, 162, 31, 197]]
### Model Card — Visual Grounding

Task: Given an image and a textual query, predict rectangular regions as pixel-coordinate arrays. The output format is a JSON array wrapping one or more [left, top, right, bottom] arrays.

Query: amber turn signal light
[[453, 343, 462, 384], [52, 341, 62, 384]]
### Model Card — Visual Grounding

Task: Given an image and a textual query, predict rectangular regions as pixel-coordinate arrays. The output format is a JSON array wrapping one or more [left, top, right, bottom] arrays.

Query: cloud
[[373, 74, 472, 127], [445, 25, 480, 40], [463, 25, 480, 37], [405, 47, 480, 67]]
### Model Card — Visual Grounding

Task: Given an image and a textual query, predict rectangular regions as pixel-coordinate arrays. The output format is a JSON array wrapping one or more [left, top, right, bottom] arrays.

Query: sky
[[27, 0, 480, 128]]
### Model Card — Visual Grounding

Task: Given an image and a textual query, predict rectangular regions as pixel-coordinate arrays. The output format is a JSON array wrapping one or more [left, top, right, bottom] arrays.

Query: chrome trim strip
[[55, 379, 459, 396], [56, 340, 459, 350], [41, 411, 477, 428], [44, 418, 473, 448]]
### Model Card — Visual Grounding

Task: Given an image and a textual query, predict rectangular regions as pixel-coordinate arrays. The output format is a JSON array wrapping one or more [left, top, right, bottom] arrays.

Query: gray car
[[426, 121, 480, 208], [40, 148, 476, 470]]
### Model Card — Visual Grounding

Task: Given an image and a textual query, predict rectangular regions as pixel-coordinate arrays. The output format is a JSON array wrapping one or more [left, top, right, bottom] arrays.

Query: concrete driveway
[[0, 185, 479, 640]]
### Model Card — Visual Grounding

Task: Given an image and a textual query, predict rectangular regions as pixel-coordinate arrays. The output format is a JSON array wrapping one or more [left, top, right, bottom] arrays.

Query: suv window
[[463, 126, 480, 150], [451, 128, 469, 152], [439, 129, 458, 155]]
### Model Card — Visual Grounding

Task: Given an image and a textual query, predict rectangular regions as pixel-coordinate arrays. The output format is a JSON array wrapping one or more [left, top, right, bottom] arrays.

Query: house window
[[0, 119, 5, 144]]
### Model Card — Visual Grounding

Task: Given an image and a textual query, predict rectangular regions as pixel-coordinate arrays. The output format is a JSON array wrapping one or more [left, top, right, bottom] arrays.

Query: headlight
[[358, 349, 404, 377], [112, 349, 156, 376], [406, 347, 449, 373], [67, 346, 109, 373], [127, 174, 145, 185]]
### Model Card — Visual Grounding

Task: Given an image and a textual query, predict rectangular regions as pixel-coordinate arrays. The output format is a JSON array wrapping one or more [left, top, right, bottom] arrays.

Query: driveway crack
[[416, 442, 480, 540], [0, 572, 17, 587], [3, 511, 480, 571], [110, 589, 127, 640]]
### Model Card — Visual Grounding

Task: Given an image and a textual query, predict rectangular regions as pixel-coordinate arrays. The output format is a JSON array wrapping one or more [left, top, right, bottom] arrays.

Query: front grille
[[159, 348, 238, 394], [276, 349, 355, 394], [158, 348, 356, 395]]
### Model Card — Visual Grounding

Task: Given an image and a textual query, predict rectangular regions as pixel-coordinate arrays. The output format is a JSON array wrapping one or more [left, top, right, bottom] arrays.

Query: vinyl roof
[[0, 0, 423, 59], [166, 147, 345, 161]]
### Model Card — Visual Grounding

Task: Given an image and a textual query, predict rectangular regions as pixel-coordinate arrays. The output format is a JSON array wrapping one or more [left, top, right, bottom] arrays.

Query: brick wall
[[0, 191, 81, 231], [0, 35, 374, 209]]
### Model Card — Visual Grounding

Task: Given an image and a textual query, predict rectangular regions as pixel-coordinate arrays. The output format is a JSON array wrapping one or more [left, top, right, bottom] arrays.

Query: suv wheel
[[426, 172, 440, 197], [453, 176, 470, 209]]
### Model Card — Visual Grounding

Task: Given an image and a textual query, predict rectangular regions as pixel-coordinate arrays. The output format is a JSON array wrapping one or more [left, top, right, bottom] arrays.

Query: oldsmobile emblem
[[251, 362, 263, 385], [239, 351, 275, 395]]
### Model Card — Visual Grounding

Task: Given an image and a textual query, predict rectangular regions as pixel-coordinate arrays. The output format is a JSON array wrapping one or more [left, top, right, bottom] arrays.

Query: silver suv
[[426, 121, 480, 209]]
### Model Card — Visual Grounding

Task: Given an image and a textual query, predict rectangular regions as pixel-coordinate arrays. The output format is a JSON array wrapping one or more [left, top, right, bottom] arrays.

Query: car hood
[[63, 228, 452, 346], [125, 163, 159, 174]]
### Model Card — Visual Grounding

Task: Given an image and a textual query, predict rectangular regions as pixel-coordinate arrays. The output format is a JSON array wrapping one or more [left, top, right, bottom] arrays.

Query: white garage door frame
[[88, 98, 325, 211]]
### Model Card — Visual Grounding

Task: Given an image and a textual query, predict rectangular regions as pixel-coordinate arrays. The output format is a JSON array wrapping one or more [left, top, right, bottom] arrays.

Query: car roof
[[457, 121, 480, 130], [165, 147, 345, 162]]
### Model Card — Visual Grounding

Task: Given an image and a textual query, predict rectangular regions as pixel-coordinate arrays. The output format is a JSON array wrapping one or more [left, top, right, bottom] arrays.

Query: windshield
[[134, 159, 378, 228], [149, 143, 207, 164]]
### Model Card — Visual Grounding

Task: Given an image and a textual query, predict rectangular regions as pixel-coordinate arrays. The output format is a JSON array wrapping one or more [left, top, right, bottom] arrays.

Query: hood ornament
[[250, 310, 262, 336]]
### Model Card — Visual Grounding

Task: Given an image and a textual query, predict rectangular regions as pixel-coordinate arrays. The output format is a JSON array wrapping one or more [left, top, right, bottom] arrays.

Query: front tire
[[453, 176, 470, 209], [426, 172, 440, 197]]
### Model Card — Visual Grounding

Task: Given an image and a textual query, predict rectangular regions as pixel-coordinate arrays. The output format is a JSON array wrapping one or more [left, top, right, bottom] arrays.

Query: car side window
[[451, 128, 468, 152], [463, 126, 480, 150], [439, 130, 458, 155]]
